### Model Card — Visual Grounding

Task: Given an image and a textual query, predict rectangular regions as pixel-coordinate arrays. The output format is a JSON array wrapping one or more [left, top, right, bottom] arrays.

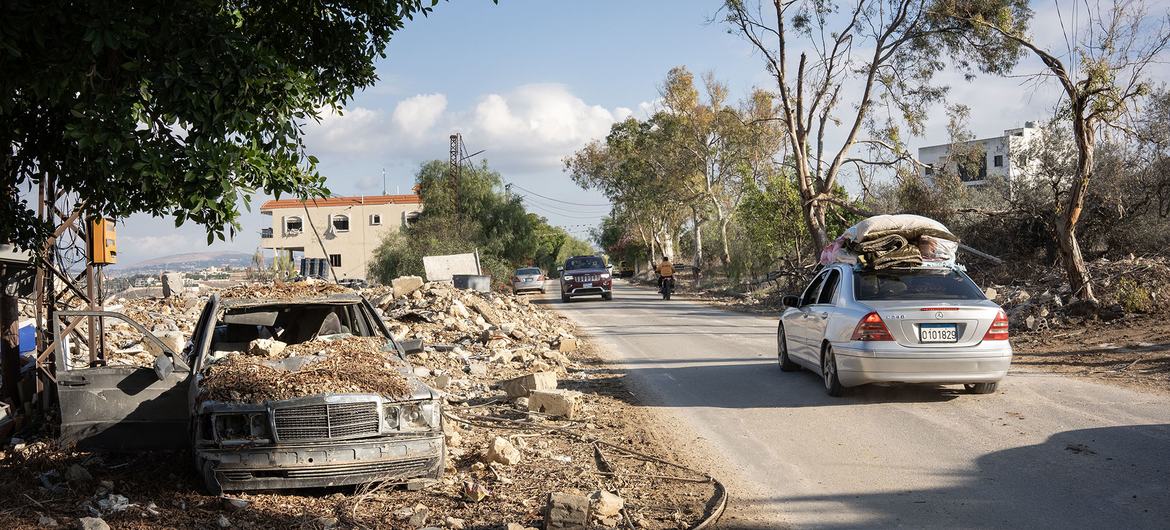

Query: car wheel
[[965, 382, 998, 394], [602, 293, 612, 301], [777, 323, 799, 372], [821, 344, 845, 397], [197, 456, 223, 495], [561, 294, 571, 303]]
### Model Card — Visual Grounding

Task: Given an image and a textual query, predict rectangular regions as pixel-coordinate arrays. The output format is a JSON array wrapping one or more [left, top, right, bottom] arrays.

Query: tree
[[944, 0, 1170, 303], [659, 67, 784, 275], [723, 0, 1030, 252], [1, 0, 437, 248]]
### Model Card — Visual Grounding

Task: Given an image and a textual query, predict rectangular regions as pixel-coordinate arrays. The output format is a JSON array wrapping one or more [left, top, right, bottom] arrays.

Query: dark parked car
[[558, 255, 612, 302], [54, 289, 444, 493]]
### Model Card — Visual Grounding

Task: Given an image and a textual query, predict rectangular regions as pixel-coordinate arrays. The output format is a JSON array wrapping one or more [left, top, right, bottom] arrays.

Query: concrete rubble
[[3, 278, 718, 529]]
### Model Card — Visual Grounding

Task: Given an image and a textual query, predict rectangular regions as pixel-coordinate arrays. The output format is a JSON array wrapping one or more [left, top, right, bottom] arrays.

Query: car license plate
[[920, 324, 957, 343], [524, 278, 534, 282], [583, 282, 592, 288]]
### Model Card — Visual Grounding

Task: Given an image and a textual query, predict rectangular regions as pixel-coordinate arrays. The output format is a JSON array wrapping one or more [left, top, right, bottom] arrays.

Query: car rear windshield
[[565, 257, 604, 270], [516, 268, 540, 275], [853, 268, 986, 301]]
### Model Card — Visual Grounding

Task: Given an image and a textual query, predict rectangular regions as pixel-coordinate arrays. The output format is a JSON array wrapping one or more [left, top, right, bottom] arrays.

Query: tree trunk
[[1058, 108, 1097, 302], [719, 216, 732, 273], [691, 207, 703, 287], [803, 197, 831, 255]]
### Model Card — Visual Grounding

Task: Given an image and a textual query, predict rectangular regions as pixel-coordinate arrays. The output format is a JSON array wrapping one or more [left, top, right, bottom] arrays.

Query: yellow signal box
[[89, 218, 117, 265]]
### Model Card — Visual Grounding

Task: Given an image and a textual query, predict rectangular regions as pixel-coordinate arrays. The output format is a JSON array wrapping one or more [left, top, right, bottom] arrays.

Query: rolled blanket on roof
[[848, 234, 924, 269]]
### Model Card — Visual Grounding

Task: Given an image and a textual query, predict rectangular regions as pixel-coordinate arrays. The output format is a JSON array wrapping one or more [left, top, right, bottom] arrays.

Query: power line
[[518, 193, 610, 217], [507, 182, 613, 207]]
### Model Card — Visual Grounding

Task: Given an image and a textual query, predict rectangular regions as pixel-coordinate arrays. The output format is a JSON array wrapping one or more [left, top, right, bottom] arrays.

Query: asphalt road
[[536, 280, 1170, 529]]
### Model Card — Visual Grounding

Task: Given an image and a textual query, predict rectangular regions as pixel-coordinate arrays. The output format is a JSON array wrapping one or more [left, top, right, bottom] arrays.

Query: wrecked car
[[54, 288, 444, 493]]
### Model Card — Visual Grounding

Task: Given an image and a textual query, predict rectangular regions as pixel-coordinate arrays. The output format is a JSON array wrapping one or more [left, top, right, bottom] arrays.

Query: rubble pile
[[3, 279, 719, 529], [89, 295, 208, 368], [201, 336, 412, 403], [361, 281, 580, 391], [218, 281, 351, 300], [988, 256, 1170, 331]]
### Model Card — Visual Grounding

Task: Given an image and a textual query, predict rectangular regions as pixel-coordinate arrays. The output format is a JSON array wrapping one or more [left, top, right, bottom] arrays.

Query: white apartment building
[[918, 122, 1041, 186], [260, 194, 423, 281]]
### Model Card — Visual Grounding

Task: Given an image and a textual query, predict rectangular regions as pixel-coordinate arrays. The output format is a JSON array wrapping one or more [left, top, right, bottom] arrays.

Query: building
[[259, 194, 423, 281], [918, 122, 1041, 187]]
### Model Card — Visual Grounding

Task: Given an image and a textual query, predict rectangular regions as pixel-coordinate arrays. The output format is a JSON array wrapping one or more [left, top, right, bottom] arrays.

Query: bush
[[1116, 277, 1154, 313]]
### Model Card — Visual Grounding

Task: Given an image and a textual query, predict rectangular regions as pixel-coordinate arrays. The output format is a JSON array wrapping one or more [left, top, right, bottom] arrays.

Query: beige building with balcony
[[260, 194, 423, 281]]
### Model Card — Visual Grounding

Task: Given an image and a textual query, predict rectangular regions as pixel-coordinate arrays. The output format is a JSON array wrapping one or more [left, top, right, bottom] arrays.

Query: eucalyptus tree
[[723, 0, 1031, 251], [940, 0, 1170, 303]]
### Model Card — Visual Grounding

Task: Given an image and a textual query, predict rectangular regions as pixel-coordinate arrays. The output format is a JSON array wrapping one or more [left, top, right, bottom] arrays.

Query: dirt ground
[[0, 343, 720, 530], [1011, 316, 1170, 394]]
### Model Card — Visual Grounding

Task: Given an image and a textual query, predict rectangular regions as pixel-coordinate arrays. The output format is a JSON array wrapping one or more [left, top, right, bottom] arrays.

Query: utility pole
[[381, 168, 387, 196], [449, 133, 461, 215]]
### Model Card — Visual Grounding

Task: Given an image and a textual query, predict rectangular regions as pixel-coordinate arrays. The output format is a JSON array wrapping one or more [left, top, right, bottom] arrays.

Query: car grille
[[220, 456, 435, 482], [574, 274, 600, 282], [273, 401, 380, 442]]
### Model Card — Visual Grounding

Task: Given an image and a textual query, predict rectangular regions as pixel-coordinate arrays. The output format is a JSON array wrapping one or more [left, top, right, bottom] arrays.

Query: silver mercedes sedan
[[777, 264, 1011, 396], [511, 267, 547, 294]]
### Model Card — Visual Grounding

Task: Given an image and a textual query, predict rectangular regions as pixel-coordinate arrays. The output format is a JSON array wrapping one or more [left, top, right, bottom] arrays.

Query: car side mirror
[[782, 295, 800, 308], [154, 353, 175, 380], [400, 338, 425, 355]]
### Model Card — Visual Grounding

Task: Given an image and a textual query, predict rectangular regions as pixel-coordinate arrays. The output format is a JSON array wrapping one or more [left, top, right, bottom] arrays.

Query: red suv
[[558, 255, 612, 302]]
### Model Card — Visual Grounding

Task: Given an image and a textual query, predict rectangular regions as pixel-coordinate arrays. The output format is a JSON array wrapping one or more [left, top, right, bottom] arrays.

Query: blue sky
[[113, 0, 1170, 265]]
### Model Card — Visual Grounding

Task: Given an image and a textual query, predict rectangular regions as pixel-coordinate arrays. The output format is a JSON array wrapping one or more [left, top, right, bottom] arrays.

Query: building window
[[994, 155, 1004, 167], [369, 214, 381, 226], [924, 164, 934, 176], [331, 214, 349, 232], [285, 216, 303, 234], [329, 254, 342, 267]]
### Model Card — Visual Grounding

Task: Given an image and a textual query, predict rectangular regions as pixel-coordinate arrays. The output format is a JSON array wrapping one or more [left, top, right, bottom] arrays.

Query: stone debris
[[247, 338, 286, 358], [528, 389, 582, 419], [484, 436, 522, 465], [545, 492, 591, 530], [78, 517, 110, 530], [500, 372, 557, 398], [591, 490, 625, 526], [392, 275, 425, 298]]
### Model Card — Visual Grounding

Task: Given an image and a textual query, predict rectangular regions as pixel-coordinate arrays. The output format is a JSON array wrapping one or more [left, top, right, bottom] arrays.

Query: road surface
[[537, 280, 1170, 529]]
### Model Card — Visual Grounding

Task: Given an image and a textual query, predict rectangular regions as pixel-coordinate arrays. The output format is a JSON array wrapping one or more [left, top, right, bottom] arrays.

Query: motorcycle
[[658, 275, 675, 300]]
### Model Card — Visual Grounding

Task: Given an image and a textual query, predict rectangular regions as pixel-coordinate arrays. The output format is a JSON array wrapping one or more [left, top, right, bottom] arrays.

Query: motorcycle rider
[[656, 256, 674, 292]]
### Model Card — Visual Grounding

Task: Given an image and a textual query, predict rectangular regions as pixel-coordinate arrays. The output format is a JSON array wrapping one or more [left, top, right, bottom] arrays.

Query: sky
[[111, 0, 1170, 266]]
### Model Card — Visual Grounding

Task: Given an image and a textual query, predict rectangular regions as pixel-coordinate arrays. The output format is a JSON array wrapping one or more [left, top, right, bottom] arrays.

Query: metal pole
[[1, 269, 20, 404]]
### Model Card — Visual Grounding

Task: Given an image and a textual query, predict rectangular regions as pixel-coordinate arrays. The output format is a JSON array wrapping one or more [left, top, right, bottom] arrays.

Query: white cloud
[[305, 106, 389, 156], [304, 84, 642, 175], [392, 93, 447, 136]]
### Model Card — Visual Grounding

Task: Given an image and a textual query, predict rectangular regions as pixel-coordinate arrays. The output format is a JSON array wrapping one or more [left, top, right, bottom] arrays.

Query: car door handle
[[59, 378, 89, 387]]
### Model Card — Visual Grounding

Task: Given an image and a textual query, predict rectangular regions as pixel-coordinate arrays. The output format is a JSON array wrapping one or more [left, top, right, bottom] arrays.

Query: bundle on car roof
[[820, 214, 960, 270]]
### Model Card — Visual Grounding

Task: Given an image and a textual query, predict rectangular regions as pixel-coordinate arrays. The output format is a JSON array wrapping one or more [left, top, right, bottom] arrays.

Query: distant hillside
[[113, 251, 256, 274]]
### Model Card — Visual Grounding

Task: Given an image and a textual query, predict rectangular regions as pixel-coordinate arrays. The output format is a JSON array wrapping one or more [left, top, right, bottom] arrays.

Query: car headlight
[[213, 413, 271, 441], [600, 273, 610, 279], [382, 404, 400, 430], [563, 275, 574, 281], [386, 401, 440, 432]]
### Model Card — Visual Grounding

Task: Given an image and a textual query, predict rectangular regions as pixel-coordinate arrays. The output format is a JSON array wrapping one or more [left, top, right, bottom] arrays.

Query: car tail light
[[983, 310, 1010, 340], [851, 312, 893, 341], [512, 276, 520, 282]]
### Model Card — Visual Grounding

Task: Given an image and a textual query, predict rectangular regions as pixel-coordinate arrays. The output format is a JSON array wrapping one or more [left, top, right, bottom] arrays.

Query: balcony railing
[[260, 228, 273, 238]]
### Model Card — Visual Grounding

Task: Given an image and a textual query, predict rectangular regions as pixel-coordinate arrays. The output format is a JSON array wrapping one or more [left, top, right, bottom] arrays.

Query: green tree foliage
[[368, 160, 591, 286], [0, 0, 437, 247]]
